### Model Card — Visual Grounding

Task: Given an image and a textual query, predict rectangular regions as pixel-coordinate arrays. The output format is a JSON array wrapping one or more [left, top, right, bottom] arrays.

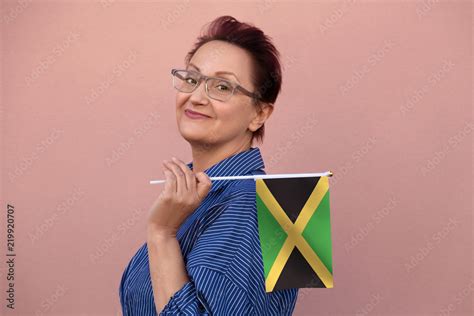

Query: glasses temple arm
[[236, 85, 261, 100]]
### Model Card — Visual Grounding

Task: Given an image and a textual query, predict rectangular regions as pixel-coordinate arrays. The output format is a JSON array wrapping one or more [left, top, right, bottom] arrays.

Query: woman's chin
[[179, 127, 208, 142], [178, 120, 222, 145]]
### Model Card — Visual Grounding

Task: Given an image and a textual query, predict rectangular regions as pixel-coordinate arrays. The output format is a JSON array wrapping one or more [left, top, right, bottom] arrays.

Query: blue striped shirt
[[119, 146, 299, 315]]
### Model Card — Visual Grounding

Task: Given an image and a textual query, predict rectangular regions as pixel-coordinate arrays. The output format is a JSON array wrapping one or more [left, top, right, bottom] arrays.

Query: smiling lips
[[185, 109, 211, 119]]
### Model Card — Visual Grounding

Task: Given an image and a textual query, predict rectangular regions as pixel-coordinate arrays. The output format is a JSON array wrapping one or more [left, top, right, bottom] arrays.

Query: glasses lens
[[207, 78, 233, 101], [173, 70, 199, 92]]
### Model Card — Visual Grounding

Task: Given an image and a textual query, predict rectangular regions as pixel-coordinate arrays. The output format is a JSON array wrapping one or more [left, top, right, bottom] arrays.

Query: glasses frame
[[171, 68, 261, 102]]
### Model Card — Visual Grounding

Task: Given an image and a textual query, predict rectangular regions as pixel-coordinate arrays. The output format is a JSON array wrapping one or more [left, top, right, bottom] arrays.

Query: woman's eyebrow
[[188, 63, 240, 83]]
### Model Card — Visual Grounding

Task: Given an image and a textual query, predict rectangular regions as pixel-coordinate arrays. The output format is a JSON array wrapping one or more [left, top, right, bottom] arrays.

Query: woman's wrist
[[147, 223, 178, 241]]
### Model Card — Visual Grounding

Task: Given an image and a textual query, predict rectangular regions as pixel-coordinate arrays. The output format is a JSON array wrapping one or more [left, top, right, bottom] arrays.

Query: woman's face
[[175, 40, 270, 148]]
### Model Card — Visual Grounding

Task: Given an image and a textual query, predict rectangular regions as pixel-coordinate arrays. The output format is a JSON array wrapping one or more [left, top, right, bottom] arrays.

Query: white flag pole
[[149, 171, 333, 185]]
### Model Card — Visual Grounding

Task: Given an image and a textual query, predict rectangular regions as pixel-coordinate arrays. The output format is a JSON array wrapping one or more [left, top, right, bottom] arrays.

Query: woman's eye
[[217, 83, 230, 91], [185, 77, 197, 85]]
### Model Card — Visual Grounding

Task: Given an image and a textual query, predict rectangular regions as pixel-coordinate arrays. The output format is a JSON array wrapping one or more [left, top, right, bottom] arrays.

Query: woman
[[119, 15, 299, 315]]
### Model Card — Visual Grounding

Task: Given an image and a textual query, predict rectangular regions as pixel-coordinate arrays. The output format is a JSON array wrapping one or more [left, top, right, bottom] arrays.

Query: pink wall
[[1, 1, 472, 315]]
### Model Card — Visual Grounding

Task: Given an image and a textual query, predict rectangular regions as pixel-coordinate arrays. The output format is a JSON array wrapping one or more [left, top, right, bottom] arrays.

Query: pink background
[[1, 1, 472, 315]]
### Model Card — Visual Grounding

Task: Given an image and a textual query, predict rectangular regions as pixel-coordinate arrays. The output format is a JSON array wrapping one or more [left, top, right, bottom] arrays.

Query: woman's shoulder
[[192, 174, 261, 230], [189, 170, 266, 240], [208, 179, 257, 219], [207, 167, 268, 217], [220, 168, 266, 201]]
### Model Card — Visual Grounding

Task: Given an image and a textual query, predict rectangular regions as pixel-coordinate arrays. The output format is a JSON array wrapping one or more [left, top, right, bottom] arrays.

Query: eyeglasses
[[171, 68, 261, 102]]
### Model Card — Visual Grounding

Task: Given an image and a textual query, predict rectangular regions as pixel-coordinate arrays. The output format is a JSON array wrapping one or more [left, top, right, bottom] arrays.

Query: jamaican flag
[[256, 175, 333, 292]]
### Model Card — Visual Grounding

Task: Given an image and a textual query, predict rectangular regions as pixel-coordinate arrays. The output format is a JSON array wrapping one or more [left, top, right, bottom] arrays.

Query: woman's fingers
[[162, 161, 176, 194], [171, 157, 196, 194], [162, 157, 209, 207], [163, 159, 187, 196]]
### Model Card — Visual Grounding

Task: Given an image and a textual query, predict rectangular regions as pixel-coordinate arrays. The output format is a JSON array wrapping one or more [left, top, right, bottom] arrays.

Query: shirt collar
[[186, 146, 265, 193]]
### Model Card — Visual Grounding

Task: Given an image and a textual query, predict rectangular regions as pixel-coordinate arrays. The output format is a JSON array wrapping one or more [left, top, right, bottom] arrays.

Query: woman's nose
[[189, 80, 210, 103]]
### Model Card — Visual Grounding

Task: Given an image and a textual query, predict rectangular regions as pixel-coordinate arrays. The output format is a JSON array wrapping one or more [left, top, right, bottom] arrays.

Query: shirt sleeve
[[159, 266, 255, 315], [159, 187, 299, 315]]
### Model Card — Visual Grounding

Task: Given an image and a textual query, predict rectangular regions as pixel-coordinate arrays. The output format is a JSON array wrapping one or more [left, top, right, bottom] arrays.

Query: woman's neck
[[190, 140, 252, 174]]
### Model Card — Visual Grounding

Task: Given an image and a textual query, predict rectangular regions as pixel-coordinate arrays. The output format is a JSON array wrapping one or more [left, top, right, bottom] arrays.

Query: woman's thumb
[[195, 172, 212, 199]]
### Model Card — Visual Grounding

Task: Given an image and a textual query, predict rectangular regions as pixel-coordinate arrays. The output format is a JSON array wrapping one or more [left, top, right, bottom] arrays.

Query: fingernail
[[172, 157, 177, 161]]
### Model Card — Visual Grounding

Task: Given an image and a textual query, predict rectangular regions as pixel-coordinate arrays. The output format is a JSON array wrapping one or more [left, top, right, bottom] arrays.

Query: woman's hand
[[147, 157, 212, 238]]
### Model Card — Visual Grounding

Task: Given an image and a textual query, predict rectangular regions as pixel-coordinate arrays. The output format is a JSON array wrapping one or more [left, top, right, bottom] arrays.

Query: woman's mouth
[[185, 109, 210, 119]]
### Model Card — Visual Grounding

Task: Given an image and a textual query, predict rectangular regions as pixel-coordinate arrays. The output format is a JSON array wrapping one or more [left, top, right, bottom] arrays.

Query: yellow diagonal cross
[[256, 177, 333, 292]]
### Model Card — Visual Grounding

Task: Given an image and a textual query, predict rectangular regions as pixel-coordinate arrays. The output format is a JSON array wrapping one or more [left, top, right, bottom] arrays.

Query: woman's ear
[[249, 103, 274, 132]]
